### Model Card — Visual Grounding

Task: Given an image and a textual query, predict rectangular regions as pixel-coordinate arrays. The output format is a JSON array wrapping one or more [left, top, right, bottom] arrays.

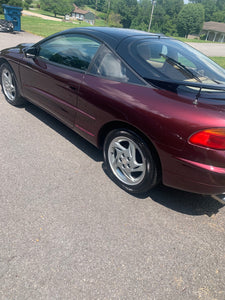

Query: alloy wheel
[[2, 68, 16, 101], [108, 136, 146, 186]]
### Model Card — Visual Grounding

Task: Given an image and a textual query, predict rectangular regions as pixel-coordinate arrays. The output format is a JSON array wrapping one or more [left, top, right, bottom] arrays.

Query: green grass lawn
[[174, 37, 214, 43], [21, 15, 105, 37], [21, 16, 89, 37], [210, 57, 225, 69]]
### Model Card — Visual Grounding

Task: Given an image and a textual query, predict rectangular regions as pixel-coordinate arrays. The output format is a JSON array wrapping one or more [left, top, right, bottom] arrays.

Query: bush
[[200, 34, 207, 40]]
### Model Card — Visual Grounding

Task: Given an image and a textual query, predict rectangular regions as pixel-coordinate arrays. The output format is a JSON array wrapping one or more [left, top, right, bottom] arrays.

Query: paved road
[[188, 42, 225, 57], [0, 31, 42, 47], [1, 32, 225, 299]]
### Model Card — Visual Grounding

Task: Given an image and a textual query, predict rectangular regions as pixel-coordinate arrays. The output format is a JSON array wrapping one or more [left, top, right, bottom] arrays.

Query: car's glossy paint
[[1, 27, 225, 195]]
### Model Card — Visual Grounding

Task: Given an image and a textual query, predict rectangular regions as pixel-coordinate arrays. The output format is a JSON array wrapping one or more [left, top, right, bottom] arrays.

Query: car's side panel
[[75, 74, 189, 150], [75, 73, 225, 194], [19, 57, 84, 128], [75, 75, 130, 144]]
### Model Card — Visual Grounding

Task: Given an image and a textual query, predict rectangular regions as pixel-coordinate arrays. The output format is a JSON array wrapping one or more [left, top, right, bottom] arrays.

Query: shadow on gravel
[[25, 102, 103, 162], [25, 102, 224, 216]]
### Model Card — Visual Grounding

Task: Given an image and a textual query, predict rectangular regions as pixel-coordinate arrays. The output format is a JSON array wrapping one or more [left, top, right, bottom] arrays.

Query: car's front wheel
[[103, 129, 159, 195], [0, 63, 25, 106]]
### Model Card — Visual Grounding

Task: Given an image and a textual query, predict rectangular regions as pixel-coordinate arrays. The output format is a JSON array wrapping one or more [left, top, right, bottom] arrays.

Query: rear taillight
[[189, 128, 225, 150]]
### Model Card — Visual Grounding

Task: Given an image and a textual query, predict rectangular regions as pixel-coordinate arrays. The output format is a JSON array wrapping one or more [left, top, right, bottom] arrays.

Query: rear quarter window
[[89, 45, 143, 85]]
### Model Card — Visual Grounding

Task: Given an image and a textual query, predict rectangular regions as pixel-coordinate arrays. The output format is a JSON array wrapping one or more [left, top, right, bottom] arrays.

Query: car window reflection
[[38, 34, 100, 71]]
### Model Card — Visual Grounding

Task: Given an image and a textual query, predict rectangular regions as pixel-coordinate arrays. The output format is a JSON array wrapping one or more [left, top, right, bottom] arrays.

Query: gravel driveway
[[188, 42, 225, 57], [0, 31, 42, 49], [22, 10, 62, 22]]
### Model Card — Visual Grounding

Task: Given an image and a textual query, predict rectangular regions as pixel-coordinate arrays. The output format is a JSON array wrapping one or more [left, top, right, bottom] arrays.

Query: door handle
[[69, 85, 77, 91]]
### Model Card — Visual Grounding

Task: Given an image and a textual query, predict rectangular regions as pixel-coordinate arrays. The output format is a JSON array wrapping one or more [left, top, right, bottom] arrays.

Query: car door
[[20, 33, 101, 128], [74, 45, 145, 144]]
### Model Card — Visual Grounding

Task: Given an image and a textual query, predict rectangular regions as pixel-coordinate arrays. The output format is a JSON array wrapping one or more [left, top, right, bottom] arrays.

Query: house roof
[[203, 21, 225, 33], [73, 4, 91, 15]]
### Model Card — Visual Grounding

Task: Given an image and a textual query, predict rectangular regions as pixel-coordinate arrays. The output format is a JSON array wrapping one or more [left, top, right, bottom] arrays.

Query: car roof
[[59, 27, 164, 50]]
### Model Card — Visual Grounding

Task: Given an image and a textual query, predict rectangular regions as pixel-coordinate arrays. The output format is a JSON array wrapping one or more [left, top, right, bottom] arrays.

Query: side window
[[38, 34, 101, 71], [90, 46, 143, 84], [177, 52, 196, 69]]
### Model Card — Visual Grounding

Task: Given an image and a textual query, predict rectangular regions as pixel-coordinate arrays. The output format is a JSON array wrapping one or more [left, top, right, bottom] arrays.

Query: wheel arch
[[0, 58, 9, 68], [98, 121, 162, 180], [0, 58, 9, 77], [0, 59, 25, 106], [0, 59, 18, 84]]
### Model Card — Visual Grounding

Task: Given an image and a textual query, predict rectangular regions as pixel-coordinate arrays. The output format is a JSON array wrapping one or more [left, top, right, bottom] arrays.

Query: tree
[[96, 0, 107, 12], [177, 3, 204, 37], [161, 15, 178, 36], [24, 0, 33, 10], [202, 0, 216, 21], [189, 0, 203, 3], [216, 0, 225, 11], [155, 0, 183, 34], [130, 0, 183, 35], [40, 0, 74, 17], [108, 12, 122, 27], [0, 0, 23, 14], [151, 1, 166, 32], [212, 10, 225, 22], [8, 0, 22, 6], [0, 0, 8, 13], [111, 0, 138, 28], [130, 0, 152, 31], [164, 0, 183, 17]]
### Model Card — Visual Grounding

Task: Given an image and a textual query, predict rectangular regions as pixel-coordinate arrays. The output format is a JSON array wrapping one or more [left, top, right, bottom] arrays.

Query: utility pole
[[106, 0, 111, 23], [94, 0, 98, 25], [148, 0, 156, 32]]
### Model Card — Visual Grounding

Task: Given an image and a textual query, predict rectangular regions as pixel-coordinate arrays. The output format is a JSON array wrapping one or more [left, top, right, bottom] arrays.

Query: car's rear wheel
[[103, 129, 159, 195], [0, 63, 25, 106]]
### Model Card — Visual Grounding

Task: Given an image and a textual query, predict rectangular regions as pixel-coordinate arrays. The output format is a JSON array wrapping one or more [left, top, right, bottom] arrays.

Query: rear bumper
[[161, 154, 225, 195]]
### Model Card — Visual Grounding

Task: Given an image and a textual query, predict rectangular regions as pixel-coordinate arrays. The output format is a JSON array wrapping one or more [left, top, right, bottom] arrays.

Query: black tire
[[0, 63, 25, 106], [103, 129, 159, 195]]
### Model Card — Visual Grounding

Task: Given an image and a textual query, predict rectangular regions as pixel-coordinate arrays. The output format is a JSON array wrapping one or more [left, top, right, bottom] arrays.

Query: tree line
[[1, 0, 225, 37], [0, 0, 32, 11]]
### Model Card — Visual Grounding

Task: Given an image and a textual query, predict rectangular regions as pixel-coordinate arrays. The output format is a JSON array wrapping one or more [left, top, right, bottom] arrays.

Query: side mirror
[[24, 47, 38, 59]]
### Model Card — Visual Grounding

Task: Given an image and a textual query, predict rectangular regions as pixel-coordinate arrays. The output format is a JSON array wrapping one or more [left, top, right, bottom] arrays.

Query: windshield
[[133, 38, 225, 87]]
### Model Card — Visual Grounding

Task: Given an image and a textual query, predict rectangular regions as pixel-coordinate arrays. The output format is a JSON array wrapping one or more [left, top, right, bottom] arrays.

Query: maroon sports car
[[1, 27, 225, 201]]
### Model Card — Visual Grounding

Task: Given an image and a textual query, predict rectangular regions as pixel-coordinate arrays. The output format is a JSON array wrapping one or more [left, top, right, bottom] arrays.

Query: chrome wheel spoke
[[114, 141, 127, 154], [130, 162, 145, 173], [10, 84, 15, 93], [110, 153, 119, 169], [128, 142, 136, 159], [2, 68, 16, 101], [3, 72, 9, 83], [108, 135, 146, 186], [127, 142, 145, 173], [120, 166, 133, 180]]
